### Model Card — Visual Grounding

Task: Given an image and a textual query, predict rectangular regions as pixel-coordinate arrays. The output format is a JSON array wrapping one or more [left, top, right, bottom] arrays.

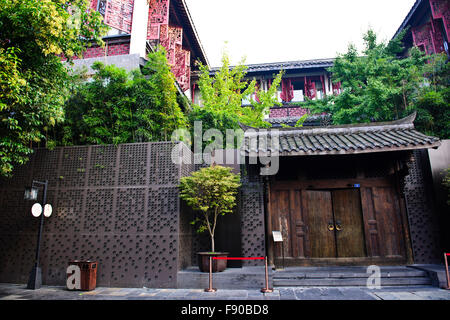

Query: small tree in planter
[[179, 164, 241, 272]]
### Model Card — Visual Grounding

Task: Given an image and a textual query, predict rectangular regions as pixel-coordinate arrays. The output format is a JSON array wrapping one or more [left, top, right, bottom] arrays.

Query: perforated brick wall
[[269, 107, 309, 118], [239, 164, 266, 266], [403, 149, 442, 263], [269, 108, 288, 118], [0, 142, 191, 288], [60, 40, 131, 61]]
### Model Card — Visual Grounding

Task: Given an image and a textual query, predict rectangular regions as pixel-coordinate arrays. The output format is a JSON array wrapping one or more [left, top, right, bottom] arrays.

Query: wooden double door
[[306, 189, 365, 258], [269, 183, 408, 264]]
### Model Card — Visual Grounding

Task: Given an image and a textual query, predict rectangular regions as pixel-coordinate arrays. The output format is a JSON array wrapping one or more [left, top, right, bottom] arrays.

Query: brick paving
[[0, 283, 449, 300]]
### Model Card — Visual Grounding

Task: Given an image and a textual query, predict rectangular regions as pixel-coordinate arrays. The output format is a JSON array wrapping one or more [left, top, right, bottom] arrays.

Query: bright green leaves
[[60, 47, 188, 146], [190, 51, 282, 152], [0, 0, 107, 176], [307, 29, 432, 126]]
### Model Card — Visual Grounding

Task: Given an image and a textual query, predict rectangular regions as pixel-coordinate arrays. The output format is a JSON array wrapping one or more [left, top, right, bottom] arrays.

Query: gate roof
[[241, 113, 441, 157]]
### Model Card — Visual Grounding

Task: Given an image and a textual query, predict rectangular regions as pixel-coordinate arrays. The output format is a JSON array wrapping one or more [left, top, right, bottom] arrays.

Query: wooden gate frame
[[266, 176, 414, 266]]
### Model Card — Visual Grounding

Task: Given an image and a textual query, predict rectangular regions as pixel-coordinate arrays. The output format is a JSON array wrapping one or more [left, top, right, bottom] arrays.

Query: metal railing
[[204, 256, 273, 293]]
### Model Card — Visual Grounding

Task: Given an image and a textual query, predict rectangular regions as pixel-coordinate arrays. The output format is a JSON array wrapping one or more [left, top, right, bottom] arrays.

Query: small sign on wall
[[272, 231, 283, 242]]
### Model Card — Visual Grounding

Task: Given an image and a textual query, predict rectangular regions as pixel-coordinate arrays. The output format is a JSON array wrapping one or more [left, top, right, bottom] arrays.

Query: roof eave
[[177, 0, 210, 67], [243, 140, 441, 158], [241, 112, 418, 134], [392, 0, 426, 40]]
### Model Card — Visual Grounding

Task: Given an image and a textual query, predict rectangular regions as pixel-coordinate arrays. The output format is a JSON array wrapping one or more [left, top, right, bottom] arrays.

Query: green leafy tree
[[0, 0, 107, 176], [137, 47, 188, 141], [60, 47, 188, 145], [308, 29, 428, 125], [413, 53, 450, 138], [179, 165, 241, 253], [61, 62, 135, 145], [188, 51, 283, 150]]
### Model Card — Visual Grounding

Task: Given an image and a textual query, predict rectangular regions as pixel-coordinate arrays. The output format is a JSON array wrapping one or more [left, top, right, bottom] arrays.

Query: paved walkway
[[0, 283, 449, 300]]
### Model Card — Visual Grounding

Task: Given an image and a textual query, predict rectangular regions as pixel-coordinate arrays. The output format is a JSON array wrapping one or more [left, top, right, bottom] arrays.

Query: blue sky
[[185, 0, 417, 67]]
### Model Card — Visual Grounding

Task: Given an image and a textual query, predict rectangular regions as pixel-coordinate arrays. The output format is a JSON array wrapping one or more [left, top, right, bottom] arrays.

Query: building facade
[[241, 59, 337, 128], [394, 0, 449, 57], [241, 114, 442, 267], [0, 115, 443, 288], [0, 1, 447, 289], [66, 0, 208, 98]]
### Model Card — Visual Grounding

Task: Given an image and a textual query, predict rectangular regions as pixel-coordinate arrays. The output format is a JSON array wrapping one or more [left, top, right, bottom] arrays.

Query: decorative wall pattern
[[269, 107, 309, 118], [60, 42, 131, 61], [412, 21, 438, 54], [87, 0, 192, 92], [159, 24, 190, 91], [0, 144, 439, 285], [147, 0, 191, 92], [403, 149, 442, 263], [239, 164, 266, 266], [412, 0, 449, 54], [147, 0, 170, 40], [100, 0, 134, 34], [430, 0, 450, 39], [0, 142, 191, 288]]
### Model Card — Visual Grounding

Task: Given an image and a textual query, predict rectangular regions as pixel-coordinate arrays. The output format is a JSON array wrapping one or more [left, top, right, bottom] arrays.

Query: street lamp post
[[24, 180, 49, 290]]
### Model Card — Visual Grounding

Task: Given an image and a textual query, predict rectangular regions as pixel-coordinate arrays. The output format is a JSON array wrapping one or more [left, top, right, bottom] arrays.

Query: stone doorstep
[[274, 271, 428, 279], [177, 267, 271, 290], [272, 266, 434, 287], [408, 264, 450, 289]]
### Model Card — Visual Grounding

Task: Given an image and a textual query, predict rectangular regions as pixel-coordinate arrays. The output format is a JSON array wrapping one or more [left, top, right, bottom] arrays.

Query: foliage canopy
[[307, 29, 449, 139], [188, 52, 282, 150], [60, 47, 188, 146], [0, 0, 107, 176]]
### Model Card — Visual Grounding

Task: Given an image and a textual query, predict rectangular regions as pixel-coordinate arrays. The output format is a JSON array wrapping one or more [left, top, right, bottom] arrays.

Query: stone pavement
[[0, 283, 449, 300]]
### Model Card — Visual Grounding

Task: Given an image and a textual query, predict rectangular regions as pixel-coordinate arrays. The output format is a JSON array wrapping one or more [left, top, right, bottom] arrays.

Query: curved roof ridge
[[241, 112, 417, 133]]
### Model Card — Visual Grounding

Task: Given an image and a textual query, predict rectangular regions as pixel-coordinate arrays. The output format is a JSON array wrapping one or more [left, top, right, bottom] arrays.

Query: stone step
[[272, 267, 432, 287], [273, 277, 432, 287], [274, 270, 428, 279]]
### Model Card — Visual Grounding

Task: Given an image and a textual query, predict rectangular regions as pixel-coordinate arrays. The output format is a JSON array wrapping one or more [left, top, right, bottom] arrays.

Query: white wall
[[129, 0, 149, 58]]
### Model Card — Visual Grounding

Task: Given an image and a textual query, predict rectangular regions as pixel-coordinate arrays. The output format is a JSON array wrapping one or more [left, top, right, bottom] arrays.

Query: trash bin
[[68, 260, 98, 291]]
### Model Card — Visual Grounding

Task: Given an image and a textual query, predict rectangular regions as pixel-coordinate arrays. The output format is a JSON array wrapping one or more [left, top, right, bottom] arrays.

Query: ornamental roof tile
[[241, 113, 441, 156], [209, 58, 335, 74]]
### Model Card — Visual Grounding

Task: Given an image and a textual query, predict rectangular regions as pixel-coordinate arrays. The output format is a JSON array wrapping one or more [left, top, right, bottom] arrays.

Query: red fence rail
[[212, 257, 265, 260], [444, 253, 450, 290], [205, 256, 273, 293]]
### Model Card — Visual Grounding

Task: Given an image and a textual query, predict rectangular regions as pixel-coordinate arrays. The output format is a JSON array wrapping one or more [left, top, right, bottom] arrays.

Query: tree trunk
[[210, 209, 219, 253]]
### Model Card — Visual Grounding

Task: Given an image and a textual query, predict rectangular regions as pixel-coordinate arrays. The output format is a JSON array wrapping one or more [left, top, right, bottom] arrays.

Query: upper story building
[[190, 58, 339, 128], [393, 0, 449, 57], [68, 1, 339, 118], [240, 58, 338, 127], [66, 0, 209, 98], [68, 0, 448, 125]]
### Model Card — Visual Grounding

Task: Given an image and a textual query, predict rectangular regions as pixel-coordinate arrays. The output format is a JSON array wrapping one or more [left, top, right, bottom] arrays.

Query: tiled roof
[[174, 0, 209, 66], [393, 0, 423, 40], [210, 58, 335, 74], [242, 113, 441, 156]]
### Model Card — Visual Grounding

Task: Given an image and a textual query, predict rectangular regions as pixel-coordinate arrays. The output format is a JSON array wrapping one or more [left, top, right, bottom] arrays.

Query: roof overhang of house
[[171, 0, 209, 67], [392, 0, 429, 40], [207, 58, 335, 76], [241, 112, 441, 157]]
